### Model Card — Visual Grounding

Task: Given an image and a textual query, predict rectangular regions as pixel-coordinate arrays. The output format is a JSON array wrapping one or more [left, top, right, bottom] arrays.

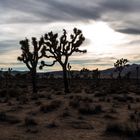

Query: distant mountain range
[[1, 64, 140, 79]]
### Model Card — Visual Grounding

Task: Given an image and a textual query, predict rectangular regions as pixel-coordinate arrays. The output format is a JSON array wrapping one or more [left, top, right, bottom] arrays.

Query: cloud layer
[[0, 0, 140, 71]]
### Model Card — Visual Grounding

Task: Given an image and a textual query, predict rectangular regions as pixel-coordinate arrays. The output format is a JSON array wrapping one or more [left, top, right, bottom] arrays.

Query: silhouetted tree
[[125, 71, 131, 80], [0, 68, 3, 87], [40, 28, 86, 93], [67, 63, 72, 86], [114, 58, 129, 79], [3, 68, 12, 88], [92, 68, 100, 79], [80, 68, 90, 78], [136, 66, 139, 83], [17, 37, 44, 93]]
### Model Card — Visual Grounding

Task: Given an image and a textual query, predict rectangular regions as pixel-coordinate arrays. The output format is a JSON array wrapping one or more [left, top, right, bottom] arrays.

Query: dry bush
[[78, 104, 103, 115], [68, 120, 94, 129], [105, 122, 140, 137], [24, 116, 38, 126], [0, 112, 21, 124], [46, 121, 58, 128], [0, 88, 23, 98], [40, 100, 62, 113]]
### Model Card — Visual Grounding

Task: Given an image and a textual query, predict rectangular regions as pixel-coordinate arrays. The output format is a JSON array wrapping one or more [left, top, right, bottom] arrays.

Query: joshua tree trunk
[[136, 66, 139, 84], [118, 71, 121, 79], [62, 65, 70, 94], [31, 69, 37, 94]]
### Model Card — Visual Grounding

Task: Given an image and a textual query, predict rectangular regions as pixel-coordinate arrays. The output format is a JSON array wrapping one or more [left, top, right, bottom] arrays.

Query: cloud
[[100, 0, 140, 12], [116, 28, 140, 35], [0, 0, 101, 24], [0, 40, 19, 54], [0, 0, 140, 70], [1, 0, 140, 34]]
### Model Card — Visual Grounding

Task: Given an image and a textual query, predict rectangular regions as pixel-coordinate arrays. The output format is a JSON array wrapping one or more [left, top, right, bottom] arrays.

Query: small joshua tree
[[136, 66, 139, 83], [67, 63, 72, 86], [0, 68, 3, 87], [114, 58, 129, 79], [40, 28, 86, 93], [17, 37, 44, 93], [80, 68, 90, 78]]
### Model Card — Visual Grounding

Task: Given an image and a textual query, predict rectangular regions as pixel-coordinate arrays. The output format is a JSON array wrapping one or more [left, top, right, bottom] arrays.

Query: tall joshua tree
[[40, 28, 86, 93], [17, 37, 44, 93], [114, 58, 129, 79], [136, 66, 139, 83]]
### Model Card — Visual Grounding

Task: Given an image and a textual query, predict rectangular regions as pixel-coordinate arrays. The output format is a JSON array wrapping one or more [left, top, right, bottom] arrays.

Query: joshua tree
[[80, 68, 90, 78], [114, 58, 129, 79], [136, 66, 139, 83], [40, 28, 86, 93], [67, 63, 72, 86], [0, 68, 3, 87], [17, 37, 44, 93], [92, 68, 100, 79]]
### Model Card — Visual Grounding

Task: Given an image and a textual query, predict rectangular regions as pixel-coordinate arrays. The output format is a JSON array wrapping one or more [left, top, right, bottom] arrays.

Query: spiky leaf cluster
[[40, 28, 86, 68], [114, 58, 129, 72], [17, 37, 44, 70]]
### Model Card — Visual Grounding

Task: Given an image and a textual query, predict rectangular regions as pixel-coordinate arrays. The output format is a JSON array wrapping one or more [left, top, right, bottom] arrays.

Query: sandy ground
[[0, 79, 140, 140]]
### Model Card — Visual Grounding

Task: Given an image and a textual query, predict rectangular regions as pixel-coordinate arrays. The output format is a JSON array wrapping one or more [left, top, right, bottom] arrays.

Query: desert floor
[[0, 78, 140, 140]]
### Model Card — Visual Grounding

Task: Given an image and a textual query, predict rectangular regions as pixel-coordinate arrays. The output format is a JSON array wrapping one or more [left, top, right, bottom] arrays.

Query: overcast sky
[[0, 0, 140, 71]]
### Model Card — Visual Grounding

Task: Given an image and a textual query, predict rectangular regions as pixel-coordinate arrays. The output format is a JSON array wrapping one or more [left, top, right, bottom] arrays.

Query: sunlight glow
[[81, 21, 126, 54]]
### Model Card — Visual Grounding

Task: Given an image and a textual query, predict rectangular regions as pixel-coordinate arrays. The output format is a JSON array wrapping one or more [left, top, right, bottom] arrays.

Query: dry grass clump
[[0, 112, 21, 124], [78, 104, 103, 115], [68, 120, 94, 129], [24, 116, 38, 126], [105, 121, 140, 137], [46, 121, 58, 128], [0, 88, 22, 98], [40, 100, 62, 113]]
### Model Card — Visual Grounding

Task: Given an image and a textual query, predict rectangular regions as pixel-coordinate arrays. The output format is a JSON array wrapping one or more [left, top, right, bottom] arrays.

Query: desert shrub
[[69, 95, 82, 108], [73, 88, 82, 93], [37, 93, 46, 98], [109, 108, 117, 113], [69, 98, 80, 108], [85, 88, 93, 94], [78, 104, 103, 115], [136, 98, 140, 102], [0, 112, 21, 124], [69, 95, 74, 99], [94, 92, 106, 97], [8, 88, 22, 97], [69, 100, 79, 108], [81, 96, 93, 103], [129, 113, 135, 121], [16, 96, 28, 104], [98, 97, 106, 102], [17, 84, 27, 89], [55, 91, 63, 95], [0, 89, 7, 97], [40, 100, 62, 113], [105, 122, 140, 137], [46, 94, 52, 100], [0, 88, 22, 98], [0, 112, 6, 121], [60, 108, 71, 118], [68, 120, 94, 129], [103, 114, 117, 120], [113, 96, 127, 102], [24, 116, 38, 126], [127, 104, 131, 110], [106, 98, 111, 102], [46, 121, 58, 128], [35, 101, 42, 106]]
